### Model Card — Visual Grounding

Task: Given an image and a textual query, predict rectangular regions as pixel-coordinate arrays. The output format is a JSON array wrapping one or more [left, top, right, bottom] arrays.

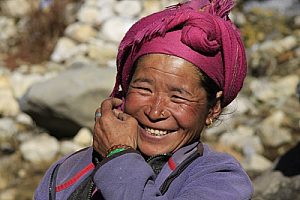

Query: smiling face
[[124, 54, 215, 156]]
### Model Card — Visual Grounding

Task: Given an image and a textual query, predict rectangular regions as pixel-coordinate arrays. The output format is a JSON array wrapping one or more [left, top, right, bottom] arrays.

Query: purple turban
[[111, 0, 247, 107]]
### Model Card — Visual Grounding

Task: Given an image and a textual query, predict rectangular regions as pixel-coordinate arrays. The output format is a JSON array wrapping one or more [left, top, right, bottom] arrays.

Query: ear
[[205, 91, 223, 126]]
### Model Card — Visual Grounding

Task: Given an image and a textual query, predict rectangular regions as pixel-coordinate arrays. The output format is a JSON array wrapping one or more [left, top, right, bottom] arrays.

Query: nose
[[145, 95, 170, 122]]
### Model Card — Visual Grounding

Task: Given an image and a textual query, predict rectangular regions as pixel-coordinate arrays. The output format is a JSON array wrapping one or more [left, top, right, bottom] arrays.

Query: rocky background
[[0, 0, 300, 199]]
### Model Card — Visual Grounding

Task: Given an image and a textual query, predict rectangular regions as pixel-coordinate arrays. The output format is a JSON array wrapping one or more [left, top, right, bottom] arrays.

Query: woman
[[35, 0, 253, 199]]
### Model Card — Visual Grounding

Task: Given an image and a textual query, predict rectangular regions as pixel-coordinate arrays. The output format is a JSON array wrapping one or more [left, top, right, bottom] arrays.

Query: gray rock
[[73, 127, 92, 147], [0, 118, 17, 142], [0, 88, 20, 117], [101, 17, 135, 43], [19, 63, 116, 137], [65, 22, 97, 43], [20, 133, 59, 163], [0, 0, 34, 18], [241, 153, 272, 173], [114, 0, 142, 17], [10, 71, 51, 99], [0, 16, 17, 51], [59, 140, 82, 156], [0, 154, 21, 190], [253, 171, 300, 200], [258, 111, 292, 147], [77, 5, 112, 26], [87, 39, 118, 65], [50, 37, 78, 63], [220, 126, 264, 154]]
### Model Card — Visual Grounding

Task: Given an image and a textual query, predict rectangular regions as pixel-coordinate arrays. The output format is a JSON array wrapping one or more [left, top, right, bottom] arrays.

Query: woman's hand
[[93, 98, 138, 157]]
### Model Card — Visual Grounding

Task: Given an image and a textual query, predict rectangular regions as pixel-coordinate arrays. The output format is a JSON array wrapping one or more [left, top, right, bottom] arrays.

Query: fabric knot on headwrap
[[111, 0, 247, 108], [181, 16, 221, 55]]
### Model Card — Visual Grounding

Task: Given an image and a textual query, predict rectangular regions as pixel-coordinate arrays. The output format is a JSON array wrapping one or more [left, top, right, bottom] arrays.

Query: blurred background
[[0, 0, 299, 199]]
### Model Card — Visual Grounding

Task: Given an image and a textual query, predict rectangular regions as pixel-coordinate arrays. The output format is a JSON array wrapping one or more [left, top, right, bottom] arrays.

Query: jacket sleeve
[[93, 151, 253, 200]]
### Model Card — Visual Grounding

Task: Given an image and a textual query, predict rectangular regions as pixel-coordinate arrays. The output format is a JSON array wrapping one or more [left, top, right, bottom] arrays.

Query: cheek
[[124, 92, 145, 114], [173, 104, 207, 129]]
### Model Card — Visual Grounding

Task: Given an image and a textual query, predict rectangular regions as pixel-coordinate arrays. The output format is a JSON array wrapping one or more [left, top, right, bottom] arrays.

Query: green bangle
[[106, 148, 126, 157]]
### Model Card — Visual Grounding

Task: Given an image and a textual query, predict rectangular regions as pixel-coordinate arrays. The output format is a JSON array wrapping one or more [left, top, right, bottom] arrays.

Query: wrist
[[106, 144, 133, 157]]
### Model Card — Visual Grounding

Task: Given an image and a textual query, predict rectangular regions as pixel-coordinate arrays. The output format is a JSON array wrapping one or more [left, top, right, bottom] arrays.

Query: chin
[[138, 144, 169, 157]]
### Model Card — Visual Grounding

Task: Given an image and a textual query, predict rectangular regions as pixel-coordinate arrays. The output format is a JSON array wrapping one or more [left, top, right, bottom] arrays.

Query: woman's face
[[124, 54, 211, 156]]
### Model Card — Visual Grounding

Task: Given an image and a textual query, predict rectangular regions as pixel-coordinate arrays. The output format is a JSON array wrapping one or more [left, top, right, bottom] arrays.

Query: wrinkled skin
[[93, 54, 222, 157]]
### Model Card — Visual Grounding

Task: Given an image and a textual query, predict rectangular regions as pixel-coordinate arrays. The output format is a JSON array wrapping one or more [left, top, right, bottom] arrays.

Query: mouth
[[145, 127, 169, 136], [139, 123, 175, 137]]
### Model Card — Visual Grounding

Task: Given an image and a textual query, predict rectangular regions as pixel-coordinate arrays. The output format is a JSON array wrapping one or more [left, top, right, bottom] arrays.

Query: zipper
[[87, 181, 95, 200], [146, 153, 172, 163], [49, 164, 61, 200]]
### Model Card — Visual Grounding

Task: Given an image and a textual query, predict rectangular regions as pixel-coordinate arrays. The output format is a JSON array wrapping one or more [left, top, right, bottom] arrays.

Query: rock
[[241, 154, 272, 173], [0, 118, 17, 142], [20, 134, 59, 164], [114, 0, 142, 17], [220, 126, 264, 154], [87, 39, 118, 65], [258, 111, 292, 147], [0, 0, 35, 18], [0, 154, 21, 190], [0, 87, 20, 117], [16, 113, 34, 127], [101, 17, 135, 43], [73, 127, 93, 147], [19, 63, 116, 137], [77, 5, 112, 26], [141, 0, 161, 17], [273, 75, 299, 99], [50, 37, 78, 63], [0, 16, 17, 51], [0, 188, 17, 200], [249, 79, 275, 102], [15, 113, 34, 132], [259, 36, 298, 57], [60, 140, 82, 155], [10, 71, 54, 99], [253, 171, 300, 200], [227, 95, 257, 115], [244, 0, 300, 16], [65, 22, 97, 43]]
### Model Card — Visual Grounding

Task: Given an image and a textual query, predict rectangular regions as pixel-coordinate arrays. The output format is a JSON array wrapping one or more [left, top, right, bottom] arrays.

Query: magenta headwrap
[[111, 0, 247, 107]]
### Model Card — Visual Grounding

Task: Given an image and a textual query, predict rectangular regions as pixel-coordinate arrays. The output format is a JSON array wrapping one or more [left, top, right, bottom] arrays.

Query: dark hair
[[196, 69, 221, 110]]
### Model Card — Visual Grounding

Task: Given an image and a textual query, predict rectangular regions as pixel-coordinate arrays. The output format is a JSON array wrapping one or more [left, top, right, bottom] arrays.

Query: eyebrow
[[132, 77, 194, 96], [170, 86, 193, 96], [132, 77, 153, 84]]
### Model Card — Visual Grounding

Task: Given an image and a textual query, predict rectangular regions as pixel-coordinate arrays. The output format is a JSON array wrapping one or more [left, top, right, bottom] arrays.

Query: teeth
[[145, 127, 168, 136]]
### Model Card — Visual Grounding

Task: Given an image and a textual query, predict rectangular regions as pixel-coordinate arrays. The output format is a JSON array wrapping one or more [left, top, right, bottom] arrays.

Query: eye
[[171, 95, 189, 103], [130, 85, 152, 93]]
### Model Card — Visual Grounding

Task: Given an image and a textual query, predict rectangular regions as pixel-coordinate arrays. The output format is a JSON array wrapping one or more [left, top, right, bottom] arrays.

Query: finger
[[112, 108, 122, 117], [101, 98, 123, 117], [94, 107, 102, 121], [117, 112, 131, 121]]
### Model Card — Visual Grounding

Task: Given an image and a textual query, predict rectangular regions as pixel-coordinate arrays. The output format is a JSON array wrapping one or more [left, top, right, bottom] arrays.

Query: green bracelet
[[106, 148, 126, 157]]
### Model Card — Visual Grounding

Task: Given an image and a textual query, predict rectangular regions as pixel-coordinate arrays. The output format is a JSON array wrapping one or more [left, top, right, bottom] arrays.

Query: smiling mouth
[[145, 127, 169, 136]]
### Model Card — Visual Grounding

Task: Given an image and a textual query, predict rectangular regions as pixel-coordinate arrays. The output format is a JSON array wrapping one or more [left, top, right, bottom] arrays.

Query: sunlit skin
[[93, 53, 222, 157], [124, 54, 214, 156]]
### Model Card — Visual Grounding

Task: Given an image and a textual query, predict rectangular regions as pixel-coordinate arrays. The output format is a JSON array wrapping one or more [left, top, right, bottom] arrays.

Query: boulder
[[253, 171, 300, 200], [19, 62, 116, 137]]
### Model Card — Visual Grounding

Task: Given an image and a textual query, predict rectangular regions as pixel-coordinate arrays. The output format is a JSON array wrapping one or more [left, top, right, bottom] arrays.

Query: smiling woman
[[125, 54, 217, 157], [35, 0, 253, 199]]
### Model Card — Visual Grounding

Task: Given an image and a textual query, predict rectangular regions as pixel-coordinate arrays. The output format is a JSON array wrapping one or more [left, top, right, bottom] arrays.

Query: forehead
[[134, 54, 200, 80]]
